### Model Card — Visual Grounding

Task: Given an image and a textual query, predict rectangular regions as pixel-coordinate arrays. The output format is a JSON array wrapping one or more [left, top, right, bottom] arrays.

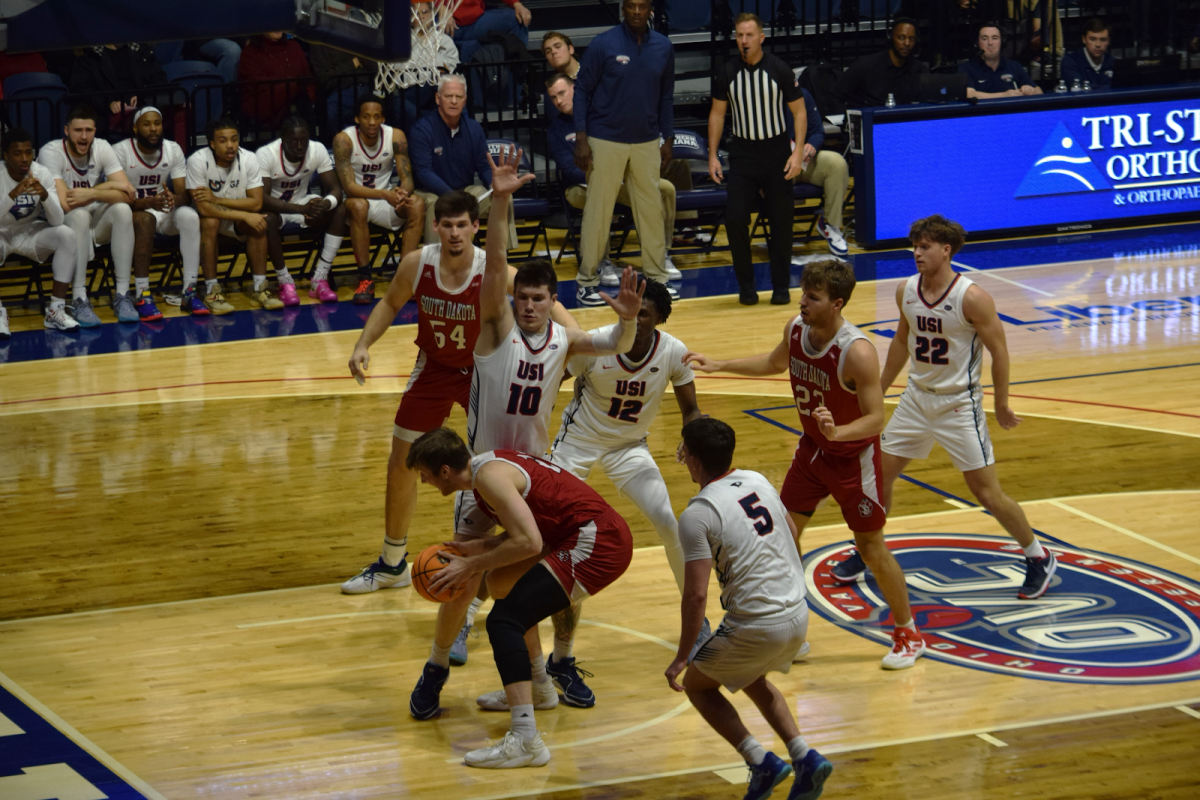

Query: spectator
[[547, 75, 681, 281], [959, 23, 1043, 98], [709, 13, 805, 306], [1060, 18, 1115, 91], [409, 74, 516, 247], [238, 33, 317, 128], [831, 18, 928, 111], [154, 39, 242, 84], [70, 44, 167, 131], [785, 88, 850, 258], [450, 0, 532, 64], [542, 31, 580, 79], [310, 43, 377, 132], [573, 0, 676, 306]]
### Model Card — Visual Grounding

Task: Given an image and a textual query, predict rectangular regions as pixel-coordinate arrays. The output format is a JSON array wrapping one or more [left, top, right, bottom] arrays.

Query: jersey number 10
[[506, 384, 542, 416]]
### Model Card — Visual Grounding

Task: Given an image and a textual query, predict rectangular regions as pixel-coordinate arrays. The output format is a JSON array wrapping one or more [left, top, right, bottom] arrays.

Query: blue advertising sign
[[857, 87, 1200, 246]]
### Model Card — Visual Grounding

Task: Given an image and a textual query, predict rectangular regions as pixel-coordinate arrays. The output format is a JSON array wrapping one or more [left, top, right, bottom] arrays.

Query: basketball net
[[376, 0, 464, 94]]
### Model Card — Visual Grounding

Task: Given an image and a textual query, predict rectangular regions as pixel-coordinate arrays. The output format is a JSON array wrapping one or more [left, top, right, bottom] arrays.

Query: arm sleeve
[[573, 47, 599, 134], [586, 316, 634, 355], [185, 153, 205, 191], [408, 121, 453, 195], [658, 43, 675, 140], [803, 90, 824, 150], [244, 154, 263, 190], [678, 502, 719, 563]]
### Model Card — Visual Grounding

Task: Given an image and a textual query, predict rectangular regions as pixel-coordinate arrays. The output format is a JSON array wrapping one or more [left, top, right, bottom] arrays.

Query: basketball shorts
[[882, 385, 995, 473], [542, 510, 633, 602], [453, 489, 497, 539], [780, 435, 887, 533], [66, 202, 127, 260], [0, 221, 60, 263], [691, 605, 809, 693], [218, 218, 245, 241], [367, 198, 408, 231], [548, 437, 659, 490], [393, 351, 472, 441], [280, 194, 324, 228], [145, 207, 189, 235]]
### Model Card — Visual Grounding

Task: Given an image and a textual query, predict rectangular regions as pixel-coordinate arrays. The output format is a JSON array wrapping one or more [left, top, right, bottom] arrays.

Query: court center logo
[[805, 534, 1200, 683], [1016, 122, 1112, 198]]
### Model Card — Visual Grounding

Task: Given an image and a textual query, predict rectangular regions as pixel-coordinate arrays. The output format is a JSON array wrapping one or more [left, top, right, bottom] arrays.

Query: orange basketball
[[412, 543, 465, 603]]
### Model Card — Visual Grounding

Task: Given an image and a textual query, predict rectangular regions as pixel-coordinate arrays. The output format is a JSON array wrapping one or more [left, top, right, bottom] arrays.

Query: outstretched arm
[[964, 284, 1021, 430], [564, 265, 644, 356], [348, 250, 421, 382], [683, 315, 792, 376], [476, 145, 537, 357]]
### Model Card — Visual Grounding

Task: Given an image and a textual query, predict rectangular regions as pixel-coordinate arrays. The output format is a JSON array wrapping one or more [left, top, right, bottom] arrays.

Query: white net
[[375, 0, 464, 94]]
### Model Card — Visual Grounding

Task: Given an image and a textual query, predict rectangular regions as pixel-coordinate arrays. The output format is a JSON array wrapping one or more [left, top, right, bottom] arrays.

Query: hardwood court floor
[[2, 245, 1199, 798]]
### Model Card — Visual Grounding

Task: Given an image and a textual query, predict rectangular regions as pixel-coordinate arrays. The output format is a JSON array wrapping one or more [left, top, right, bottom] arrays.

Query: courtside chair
[[163, 60, 224, 141], [3, 71, 68, 148]]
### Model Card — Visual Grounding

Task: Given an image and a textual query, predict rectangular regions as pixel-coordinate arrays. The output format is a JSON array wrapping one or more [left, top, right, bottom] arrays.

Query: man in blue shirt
[[786, 88, 850, 257], [572, 0, 676, 306], [1061, 18, 1115, 91], [410, 73, 515, 245], [958, 23, 1042, 100]]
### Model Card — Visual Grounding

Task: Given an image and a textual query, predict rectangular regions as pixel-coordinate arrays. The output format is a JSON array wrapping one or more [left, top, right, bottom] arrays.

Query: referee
[[709, 13, 806, 305]]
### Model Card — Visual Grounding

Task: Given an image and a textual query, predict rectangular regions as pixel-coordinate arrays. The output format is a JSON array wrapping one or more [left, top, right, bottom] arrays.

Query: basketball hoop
[[376, 0, 464, 94]]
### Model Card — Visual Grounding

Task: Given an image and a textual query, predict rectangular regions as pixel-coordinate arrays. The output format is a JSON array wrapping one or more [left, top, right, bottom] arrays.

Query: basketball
[[412, 544, 465, 603]]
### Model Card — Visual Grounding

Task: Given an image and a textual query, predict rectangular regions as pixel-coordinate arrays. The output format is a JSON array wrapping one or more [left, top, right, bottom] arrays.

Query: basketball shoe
[[746, 752, 793, 800], [464, 730, 551, 769], [111, 290, 140, 323], [450, 623, 476, 666], [831, 550, 867, 583], [353, 278, 375, 305], [340, 558, 412, 594], [546, 656, 595, 708], [476, 680, 559, 711], [789, 749, 833, 800], [250, 286, 284, 310], [881, 626, 926, 670], [1018, 551, 1057, 599], [277, 282, 300, 307], [409, 662, 449, 720], [67, 297, 103, 327], [205, 284, 235, 315], [308, 279, 338, 302], [816, 216, 848, 258], [597, 258, 620, 287], [135, 290, 164, 321]]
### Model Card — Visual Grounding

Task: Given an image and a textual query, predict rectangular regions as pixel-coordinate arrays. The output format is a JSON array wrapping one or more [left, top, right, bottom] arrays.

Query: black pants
[[727, 135, 793, 291], [486, 564, 571, 686]]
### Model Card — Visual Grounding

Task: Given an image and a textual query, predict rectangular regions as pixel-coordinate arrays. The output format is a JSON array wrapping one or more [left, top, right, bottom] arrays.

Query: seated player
[[186, 117, 284, 314], [256, 117, 342, 306], [37, 104, 135, 327], [113, 106, 198, 320], [412, 427, 633, 770], [1, 128, 79, 331], [321, 94, 424, 305], [667, 417, 833, 800]]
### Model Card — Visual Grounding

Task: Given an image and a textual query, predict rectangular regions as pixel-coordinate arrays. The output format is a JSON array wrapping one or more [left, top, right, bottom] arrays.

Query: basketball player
[[113, 107, 196, 320], [667, 417, 832, 800], [685, 260, 926, 669], [186, 117, 284, 314], [37, 105, 135, 327], [257, 117, 342, 306], [832, 215, 1056, 598], [410, 427, 634, 770], [322, 94, 425, 306], [1, 128, 78, 332], [407, 145, 644, 720]]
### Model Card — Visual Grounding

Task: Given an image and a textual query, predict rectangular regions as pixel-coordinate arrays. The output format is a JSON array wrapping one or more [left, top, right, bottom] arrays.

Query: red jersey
[[412, 243, 485, 370], [786, 316, 876, 457], [471, 450, 618, 549]]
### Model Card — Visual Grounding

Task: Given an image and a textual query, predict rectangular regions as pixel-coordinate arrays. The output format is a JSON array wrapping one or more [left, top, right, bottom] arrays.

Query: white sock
[[736, 735, 767, 766], [49, 296, 66, 310], [253, 274, 267, 292], [312, 262, 332, 283], [320, 233, 342, 264], [429, 642, 452, 669], [786, 735, 810, 762], [275, 266, 293, 285], [205, 279, 219, 293], [115, 277, 130, 296], [530, 654, 549, 685], [1022, 540, 1047, 559], [510, 703, 536, 741], [552, 637, 573, 663], [465, 597, 483, 629], [380, 536, 407, 567], [898, 619, 917, 632], [72, 284, 88, 302], [135, 277, 150, 295]]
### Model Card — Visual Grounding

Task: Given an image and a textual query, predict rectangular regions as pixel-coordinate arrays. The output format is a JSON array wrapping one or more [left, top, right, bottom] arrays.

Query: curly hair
[[638, 276, 673, 323], [909, 215, 967, 256]]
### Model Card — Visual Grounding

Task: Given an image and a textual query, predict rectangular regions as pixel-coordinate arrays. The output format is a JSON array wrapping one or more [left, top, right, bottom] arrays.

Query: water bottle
[[1083, 81, 1092, 92], [886, 93, 896, 108], [1055, 80, 1068, 94], [1070, 78, 1082, 93]]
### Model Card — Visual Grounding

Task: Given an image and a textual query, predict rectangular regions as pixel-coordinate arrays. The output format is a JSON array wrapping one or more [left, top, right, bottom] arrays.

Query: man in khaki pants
[[572, 0, 676, 306]]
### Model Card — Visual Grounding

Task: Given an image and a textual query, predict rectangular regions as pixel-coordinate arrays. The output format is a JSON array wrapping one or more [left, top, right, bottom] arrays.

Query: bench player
[[685, 259, 926, 669], [667, 417, 833, 800], [256, 117, 342, 306], [407, 145, 644, 720], [113, 106, 196, 320], [186, 117, 283, 314], [37, 104, 135, 327], [1, 128, 78, 332], [412, 428, 634, 770], [831, 215, 1056, 599], [321, 94, 425, 306]]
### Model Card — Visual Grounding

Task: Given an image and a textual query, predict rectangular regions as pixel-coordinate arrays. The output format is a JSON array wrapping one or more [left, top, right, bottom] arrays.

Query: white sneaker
[[881, 627, 926, 670], [817, 216, 849, 257], [0, 306, 9, 339], [597, 259, 620, 287], [44, 304, 80, 331], [664, 255, 682, 281], [477, 680, 559, 711], [340, 558, 412, 594], [464, 730, 551, 769], [792, 640, 811, 663]]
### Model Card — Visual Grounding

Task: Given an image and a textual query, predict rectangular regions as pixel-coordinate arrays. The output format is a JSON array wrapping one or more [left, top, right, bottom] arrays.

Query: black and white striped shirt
[[713, 53, 802, 141]]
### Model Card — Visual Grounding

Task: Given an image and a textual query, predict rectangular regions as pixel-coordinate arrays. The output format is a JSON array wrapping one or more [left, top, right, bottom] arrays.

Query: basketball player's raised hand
[[995, 404, 1022, 430], [814, 405, 837, 440], [600, 264, 646, 319], [682, 351, 721, 373], [486, 145, 535, 198]]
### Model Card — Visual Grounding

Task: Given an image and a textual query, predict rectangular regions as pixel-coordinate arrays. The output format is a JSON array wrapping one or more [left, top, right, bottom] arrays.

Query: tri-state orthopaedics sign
[[865, 90, 1200, 244]]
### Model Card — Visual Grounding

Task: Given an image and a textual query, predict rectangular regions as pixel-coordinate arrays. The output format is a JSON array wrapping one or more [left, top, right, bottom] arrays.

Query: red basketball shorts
[[780, 435, 887, 533], [543, 510, 633, 602], [393, 351, 472, 441]]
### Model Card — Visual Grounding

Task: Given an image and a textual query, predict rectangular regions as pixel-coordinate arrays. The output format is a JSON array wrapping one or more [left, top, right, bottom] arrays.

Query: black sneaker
[[353, 278, 376, 305], [546, 655, 596, 708], [831, 550, 867, 583], [770, 288, 791, 305], [409, 662, 450, 720], [1018, 551, 1057, 599], [739, 287, 759, 305]]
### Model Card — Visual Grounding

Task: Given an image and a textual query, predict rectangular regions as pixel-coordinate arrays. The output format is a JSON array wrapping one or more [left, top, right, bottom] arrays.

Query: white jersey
[[36, 138, 123, 190], [901, 273, 983, 393], [343, 124, 394, 190], [113, 138, 186, 199], [678, 469, 807, 620], [0, 162, 59, 233], [468, 320, 571, 456], [185, 148, 263, 200], [554, 329, 694, 450], [255, 139, 333, 201]]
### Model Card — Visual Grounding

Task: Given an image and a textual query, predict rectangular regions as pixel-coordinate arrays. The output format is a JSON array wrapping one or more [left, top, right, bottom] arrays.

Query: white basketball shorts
[[690, 606, 809, 693], [881, 385, 995, 472]]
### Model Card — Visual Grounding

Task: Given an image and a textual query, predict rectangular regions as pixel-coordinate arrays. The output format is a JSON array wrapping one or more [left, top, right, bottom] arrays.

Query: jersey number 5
[[429, 320, 467, 350], [606, 398, 643, 423], [738, 493, 774, 535], [914, 336, 949, 365]]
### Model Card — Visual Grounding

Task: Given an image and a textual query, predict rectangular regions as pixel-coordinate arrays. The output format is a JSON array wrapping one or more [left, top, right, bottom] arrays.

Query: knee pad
[[486, 601, 534, 686]]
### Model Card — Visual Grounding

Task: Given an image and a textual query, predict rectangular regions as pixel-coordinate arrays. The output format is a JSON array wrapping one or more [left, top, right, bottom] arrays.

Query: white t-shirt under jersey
[[185, 148, 263, 200], [679, 469, 807, 620], [113, 138, 187, 198], [343, 124, 394, 189], [0, 162, 62, 233], [36, 138, 124, 190], [555, 328, 694, 450], [901, 273, 983, 394], [255, 138, 333, 201]]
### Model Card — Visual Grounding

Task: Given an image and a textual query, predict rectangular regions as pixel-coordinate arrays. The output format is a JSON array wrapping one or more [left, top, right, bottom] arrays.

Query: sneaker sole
[[340, 570, 412, 594], [1018, 557, 1057, 600], [449, 652, 468, 667], [466, 749, 551, 769], [409, 700, 441, 720], [881, 645, 926, 670], [477, 697, 559, 712], [750, 765, 794, 800], [830, 569, 866, 584], [553, 686, 596, 708], [791, 761, 833, 800]]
